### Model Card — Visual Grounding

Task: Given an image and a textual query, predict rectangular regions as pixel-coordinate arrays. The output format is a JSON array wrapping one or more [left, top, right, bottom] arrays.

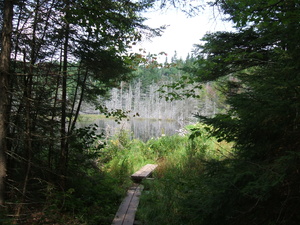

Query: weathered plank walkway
[[112, 184, 143, 225], [131, 164, 158, 183], [112, 164, 157, 225]]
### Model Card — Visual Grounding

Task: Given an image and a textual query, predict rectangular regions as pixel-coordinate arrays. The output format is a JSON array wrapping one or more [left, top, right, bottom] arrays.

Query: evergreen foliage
[[2, 0, 298, 224], [0, 0, 164, 222], [185, 0, 300, 224]]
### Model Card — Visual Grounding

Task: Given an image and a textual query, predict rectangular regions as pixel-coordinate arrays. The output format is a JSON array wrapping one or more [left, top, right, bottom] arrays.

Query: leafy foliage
[[186, 0, 300, 224], [1, 0, 166, 222]]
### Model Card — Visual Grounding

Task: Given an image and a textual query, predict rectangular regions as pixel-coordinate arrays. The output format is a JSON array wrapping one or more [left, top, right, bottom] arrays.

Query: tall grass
[[23, 122, 232, 224], [135, 124, 233, 225], [99, 123, 233, 225]]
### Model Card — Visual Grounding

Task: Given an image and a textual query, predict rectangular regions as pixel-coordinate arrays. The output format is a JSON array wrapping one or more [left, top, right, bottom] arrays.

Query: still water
[[77, 118, 187, 142]]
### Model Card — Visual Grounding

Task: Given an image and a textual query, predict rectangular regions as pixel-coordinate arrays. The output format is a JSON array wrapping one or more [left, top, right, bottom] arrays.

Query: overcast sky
[[133, 5, 234, 62]]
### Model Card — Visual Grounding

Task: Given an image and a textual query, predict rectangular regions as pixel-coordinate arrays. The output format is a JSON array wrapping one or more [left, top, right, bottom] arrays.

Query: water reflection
[[77, 118, 185, 142]]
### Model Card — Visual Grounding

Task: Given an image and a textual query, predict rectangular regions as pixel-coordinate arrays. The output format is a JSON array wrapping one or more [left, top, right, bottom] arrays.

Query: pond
[[77, 117, 191, 142]]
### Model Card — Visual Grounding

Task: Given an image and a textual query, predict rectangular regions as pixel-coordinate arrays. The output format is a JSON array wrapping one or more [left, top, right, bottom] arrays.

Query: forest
[[1, 0, 300, 224], [91, 53, 227, 121]]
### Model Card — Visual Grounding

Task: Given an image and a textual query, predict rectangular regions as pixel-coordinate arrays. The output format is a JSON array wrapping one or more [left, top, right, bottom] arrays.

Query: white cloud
[[132, 6, 233, 62]]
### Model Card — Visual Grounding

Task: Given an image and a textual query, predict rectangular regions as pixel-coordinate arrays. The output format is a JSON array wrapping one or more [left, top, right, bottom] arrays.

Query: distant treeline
[[95, 53, 229, 121]]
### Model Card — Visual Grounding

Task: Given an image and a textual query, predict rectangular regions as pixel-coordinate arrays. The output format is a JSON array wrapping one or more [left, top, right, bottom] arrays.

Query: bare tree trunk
[[48, 76, 60, 170], [59, 1, 70, 189], [0, 0, 13, 206], [68, 67, 88, 133], [15, 0, 40, 215]]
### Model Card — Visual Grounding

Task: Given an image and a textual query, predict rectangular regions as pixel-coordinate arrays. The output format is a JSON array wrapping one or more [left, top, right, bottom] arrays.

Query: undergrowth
[[20, 123, 232, 225], [134, 122, 300, 225], [135, 123, 233, 225]]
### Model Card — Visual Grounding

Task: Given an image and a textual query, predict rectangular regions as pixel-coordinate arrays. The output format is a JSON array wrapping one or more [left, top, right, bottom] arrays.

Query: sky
[[133, 5, 234, 62]]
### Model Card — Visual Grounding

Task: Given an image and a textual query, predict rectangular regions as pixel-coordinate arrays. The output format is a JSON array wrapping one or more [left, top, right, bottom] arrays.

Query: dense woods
[[0, 0, 300, 224], [0, 0, 164, 223], [156, 0, 300, 224]]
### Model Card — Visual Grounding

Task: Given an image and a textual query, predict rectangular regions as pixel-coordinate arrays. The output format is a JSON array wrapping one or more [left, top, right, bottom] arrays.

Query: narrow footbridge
[[112, 164, 158, 225]]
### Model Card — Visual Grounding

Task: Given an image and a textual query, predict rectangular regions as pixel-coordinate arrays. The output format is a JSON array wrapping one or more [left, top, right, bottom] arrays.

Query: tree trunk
[[59, 1, 70, 189], [15, 0, 39, 214], [69, 66, 88, 133], [0, 0, 13, 206]]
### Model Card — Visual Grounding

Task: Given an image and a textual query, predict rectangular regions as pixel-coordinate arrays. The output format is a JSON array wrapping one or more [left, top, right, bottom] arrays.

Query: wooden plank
[[122, 185, 143, 225], [112, 184, 143, 225], [131, 164, 158, 183], [112, 186, 136, 225], [112, 164, 157, 225]]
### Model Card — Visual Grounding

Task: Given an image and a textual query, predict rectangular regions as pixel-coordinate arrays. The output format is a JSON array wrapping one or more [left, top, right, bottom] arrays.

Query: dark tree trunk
[[68, 66, 88, 133], [0, 0, 13, 206], [59, 0, 70, 189], [15, 0, 39, 215]]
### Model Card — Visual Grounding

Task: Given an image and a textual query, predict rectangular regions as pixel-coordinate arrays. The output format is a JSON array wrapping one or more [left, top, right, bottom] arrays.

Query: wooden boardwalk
[[112, 184, 143, 225], [112, 164, 157, 225], [131, 164, 158, 183]]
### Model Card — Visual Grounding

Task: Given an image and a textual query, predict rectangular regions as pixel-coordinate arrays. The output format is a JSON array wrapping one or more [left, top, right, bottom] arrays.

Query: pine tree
[[1, 0, 163, 219], [0, 0, 13, 206], [191, 1, 300, 224]]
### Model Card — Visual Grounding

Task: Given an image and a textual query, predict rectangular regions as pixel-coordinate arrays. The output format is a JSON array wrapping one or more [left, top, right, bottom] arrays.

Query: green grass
[[77, 114, 106, 122], [56, 120, 298, 225], [98, 123, 233, 225], [135, 124, 232, 225], [78, 114, 177, 122], [37, 123, 232, 225]]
